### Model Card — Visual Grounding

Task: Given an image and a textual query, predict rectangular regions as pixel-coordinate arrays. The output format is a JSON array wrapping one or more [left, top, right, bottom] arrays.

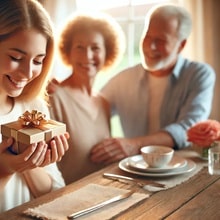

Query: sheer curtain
[[180, 0, 220, 120], [42, 0, 76, 28]]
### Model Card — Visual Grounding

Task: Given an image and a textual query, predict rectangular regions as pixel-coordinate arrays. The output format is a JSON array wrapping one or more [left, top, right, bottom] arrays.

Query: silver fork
[[103, 173, 166, 188]]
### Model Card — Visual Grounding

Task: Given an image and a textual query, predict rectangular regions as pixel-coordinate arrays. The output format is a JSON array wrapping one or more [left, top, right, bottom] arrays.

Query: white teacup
[[141, 145, 174, 168]]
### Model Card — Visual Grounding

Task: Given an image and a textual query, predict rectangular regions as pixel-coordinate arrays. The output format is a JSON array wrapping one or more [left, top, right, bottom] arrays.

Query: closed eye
[[9, 56, 22, 62], [33, 57, 45, 65], [92, 46, 100, 51], [33, 60, 43, 65]]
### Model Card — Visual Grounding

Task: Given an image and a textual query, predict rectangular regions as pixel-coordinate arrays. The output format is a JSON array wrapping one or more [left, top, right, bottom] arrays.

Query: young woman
[[0, 0, 69, 212], [49, 12, 125, 184]]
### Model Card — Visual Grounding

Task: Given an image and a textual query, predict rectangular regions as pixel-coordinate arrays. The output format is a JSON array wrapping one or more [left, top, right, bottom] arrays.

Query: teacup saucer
[[128, 154, 187, 173]]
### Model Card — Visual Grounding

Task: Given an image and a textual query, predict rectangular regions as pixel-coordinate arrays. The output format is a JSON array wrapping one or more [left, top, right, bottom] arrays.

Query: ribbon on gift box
[[19, 110, 47, 127]]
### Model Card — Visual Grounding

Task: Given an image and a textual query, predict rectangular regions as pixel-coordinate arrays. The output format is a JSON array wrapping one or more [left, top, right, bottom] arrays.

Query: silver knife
[[103, 173, 165, 188], [67, 190, 134, 219]]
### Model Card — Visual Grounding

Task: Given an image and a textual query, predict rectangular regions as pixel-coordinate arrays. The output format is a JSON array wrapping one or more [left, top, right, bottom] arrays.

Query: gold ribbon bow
[[19, 110, 47, 127]]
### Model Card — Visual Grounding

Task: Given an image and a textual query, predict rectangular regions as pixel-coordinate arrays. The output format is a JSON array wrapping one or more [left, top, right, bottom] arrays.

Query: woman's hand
[[47, 78, 60, 94], [45, 132, 69, 165], [0, 132, 69, 175], [0, 138, 48, 177], [23, 132, 69, 168], [6, 141, 49, 173], [0, 138, 15, 177]]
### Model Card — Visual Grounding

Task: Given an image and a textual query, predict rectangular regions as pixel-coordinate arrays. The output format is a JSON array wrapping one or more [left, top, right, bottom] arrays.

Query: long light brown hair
[[0, 0, 54, 101]]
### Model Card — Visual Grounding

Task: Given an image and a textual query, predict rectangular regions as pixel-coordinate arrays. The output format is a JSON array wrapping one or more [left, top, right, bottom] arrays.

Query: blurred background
[[39, 0, 220, 136]]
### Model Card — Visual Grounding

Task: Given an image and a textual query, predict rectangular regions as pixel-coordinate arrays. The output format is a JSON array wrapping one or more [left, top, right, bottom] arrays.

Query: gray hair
[[145, 4, 192, 40]]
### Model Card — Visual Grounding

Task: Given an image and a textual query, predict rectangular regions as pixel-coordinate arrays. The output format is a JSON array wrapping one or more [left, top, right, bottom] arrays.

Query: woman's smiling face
[[69, 30, 106, 78], [0, 29, 47, 98]]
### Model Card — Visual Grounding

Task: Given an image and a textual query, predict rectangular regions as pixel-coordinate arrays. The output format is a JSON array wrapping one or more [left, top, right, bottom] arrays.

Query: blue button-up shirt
[[101, 56, 216, 149]]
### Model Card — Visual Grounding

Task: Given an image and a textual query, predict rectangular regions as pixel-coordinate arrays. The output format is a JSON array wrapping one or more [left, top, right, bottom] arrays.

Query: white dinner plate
[[128, 154, 187, 173], [119, 157, 196, 177]]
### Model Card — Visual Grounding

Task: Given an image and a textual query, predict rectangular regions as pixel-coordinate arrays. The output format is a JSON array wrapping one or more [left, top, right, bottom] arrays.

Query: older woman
[[49, 12, 125, 184]]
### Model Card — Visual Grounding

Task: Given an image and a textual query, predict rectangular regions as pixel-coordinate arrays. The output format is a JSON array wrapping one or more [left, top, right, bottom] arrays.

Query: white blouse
[[0, 98, 65, 213]]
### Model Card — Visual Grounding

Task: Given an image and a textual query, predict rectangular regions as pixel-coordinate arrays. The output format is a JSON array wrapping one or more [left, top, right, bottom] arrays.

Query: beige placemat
[[24, 183, 149, 220]]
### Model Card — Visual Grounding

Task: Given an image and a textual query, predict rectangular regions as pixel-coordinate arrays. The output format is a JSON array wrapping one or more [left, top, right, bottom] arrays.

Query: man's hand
[[90, 137, 140, 165]]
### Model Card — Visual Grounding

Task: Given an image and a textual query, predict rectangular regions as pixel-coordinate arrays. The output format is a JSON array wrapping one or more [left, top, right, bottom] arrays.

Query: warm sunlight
[[76, 0, 168, 10]]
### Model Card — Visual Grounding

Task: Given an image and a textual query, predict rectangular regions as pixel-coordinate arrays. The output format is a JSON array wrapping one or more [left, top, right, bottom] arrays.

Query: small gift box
[[1, 110, 66, 154]]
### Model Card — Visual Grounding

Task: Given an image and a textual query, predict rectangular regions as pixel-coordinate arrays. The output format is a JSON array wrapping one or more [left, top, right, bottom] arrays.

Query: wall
[[202, 0, 220, 120]]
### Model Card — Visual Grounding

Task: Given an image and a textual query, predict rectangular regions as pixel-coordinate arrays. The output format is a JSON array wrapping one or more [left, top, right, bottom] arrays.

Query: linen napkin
[[24, 183, 149, 220]]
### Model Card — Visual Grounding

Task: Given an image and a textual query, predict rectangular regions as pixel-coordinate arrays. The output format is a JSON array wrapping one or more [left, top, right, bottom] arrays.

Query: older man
[[90, 4, 216, 164]]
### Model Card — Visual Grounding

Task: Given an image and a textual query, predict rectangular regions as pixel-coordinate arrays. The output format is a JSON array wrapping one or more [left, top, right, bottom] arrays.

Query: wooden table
[[1, 149, 220, 220]]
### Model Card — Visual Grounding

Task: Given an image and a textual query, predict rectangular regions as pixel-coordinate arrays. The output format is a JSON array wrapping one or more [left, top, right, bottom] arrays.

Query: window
[[44, 0, 177, 137], [48, 0, 174, 83]]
